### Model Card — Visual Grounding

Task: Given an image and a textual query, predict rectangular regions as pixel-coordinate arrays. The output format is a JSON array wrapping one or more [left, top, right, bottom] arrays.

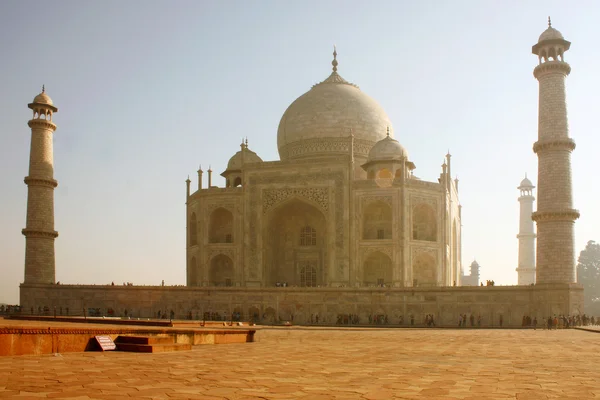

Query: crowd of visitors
[[521, 314, 597, 329]]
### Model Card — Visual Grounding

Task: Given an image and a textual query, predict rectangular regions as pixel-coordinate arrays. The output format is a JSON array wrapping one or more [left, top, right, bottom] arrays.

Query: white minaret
[[22, 87, 59, 284], [516, 175, 536, 285], [531, 18, 579, 284]]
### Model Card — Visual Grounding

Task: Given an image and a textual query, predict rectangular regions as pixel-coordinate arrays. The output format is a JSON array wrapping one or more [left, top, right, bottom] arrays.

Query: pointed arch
[[413, 252, 436, 287], [452, 220, 458, 285], [363, 200, 392, 240], [412, 204, 437, 241], [363, 251, 392, 286], [209, 254, 234, 286], [189, 212, 197, 245], [209, 207, 233, 243], [265, 197, 325, 287], [189, 256, 197, 286]]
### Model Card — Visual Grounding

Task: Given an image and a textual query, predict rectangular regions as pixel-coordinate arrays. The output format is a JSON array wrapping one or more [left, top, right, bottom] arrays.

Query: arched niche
[[363, 251, 392, 286], [452, 220, 458, 285], [413, 252, 436, 287], [265, 198, 325, 287], [412, 204, 437, 241], [362, 201, 392, 240], [233, 176, 242, 187], [188, 256, 197, 286], [209, 254, 234, 286], [209, 208, 233, 243], [189, 213, 197, 245]]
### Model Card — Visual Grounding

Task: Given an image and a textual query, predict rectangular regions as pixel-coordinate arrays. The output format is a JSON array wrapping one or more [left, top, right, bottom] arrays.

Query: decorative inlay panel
[[362, 196, 393, 208], [362, 246, 393, 259], [410, 196, 437, 209], [207, 248, 236, 263], [411, 246, 438, 260], [263, 187, 329, 214]]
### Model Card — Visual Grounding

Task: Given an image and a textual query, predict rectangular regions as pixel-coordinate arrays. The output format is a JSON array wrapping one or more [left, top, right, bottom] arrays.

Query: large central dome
[[277, 50, 393, 161]]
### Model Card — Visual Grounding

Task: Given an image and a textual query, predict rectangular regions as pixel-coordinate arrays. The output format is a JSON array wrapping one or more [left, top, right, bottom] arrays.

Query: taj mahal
[[185, 47, 461, 290], [18, 20, 584, 326]]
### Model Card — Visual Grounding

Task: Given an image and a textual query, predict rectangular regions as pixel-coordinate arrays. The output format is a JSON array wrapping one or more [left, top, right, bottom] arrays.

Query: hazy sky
[[1, 1, 598, 304]]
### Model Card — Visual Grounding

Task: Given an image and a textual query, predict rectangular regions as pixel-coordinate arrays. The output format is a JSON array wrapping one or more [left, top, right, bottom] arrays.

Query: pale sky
[[1, 1, 599, 304]]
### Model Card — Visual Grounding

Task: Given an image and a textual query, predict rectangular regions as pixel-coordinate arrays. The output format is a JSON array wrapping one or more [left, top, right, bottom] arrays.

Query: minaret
[[22, 87, 59, 284], [516, 175, 536, 285], [531, 18, 579, 284]]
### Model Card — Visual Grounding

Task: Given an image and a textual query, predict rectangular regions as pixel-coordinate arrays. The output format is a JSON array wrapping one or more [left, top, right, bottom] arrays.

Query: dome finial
[[245, 137, 249, 148], [332, 45, 338, 72], [386, 126, 390, 137], [548, 16, 551, 28], [42, 84, 45, 93]]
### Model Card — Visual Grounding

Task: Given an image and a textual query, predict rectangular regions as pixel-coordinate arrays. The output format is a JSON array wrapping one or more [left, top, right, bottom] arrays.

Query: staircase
[[115, 335, 192, 353]]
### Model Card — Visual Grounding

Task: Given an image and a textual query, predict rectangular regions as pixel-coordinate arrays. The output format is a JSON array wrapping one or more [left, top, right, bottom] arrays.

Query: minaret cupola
[[361, 127, 415, 183], [221, 139, 263, 188]]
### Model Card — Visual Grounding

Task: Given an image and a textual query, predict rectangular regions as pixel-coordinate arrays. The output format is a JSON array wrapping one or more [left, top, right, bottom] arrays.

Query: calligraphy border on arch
[[262, 187, 329, 215]]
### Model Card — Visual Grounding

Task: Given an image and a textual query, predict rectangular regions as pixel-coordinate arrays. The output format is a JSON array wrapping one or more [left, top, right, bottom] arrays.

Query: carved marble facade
[[186, 157, 461, 289]]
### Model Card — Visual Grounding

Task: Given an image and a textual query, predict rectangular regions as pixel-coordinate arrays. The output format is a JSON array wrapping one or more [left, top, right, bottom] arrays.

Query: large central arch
[[265, 198, 326, 286]]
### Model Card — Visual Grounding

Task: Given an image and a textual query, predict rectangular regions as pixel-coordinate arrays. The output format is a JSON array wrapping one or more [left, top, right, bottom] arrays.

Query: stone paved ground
[[1, 327, 599, 399]]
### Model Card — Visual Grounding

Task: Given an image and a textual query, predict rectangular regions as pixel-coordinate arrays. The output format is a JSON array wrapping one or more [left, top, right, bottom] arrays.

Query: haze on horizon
[[1, 0, 599, 304]]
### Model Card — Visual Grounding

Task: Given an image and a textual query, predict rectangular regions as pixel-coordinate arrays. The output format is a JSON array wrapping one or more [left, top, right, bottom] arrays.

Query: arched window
[[233, 177, 242, 187], [412, 204, 437, 241], [300, 263, 317, 287], [189, 213, 197, 245], [300, 226, 316, 246]]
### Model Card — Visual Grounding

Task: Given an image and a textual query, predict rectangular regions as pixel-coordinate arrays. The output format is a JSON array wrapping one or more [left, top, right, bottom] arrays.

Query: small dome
[[538, 26, 564, 42], [33, 90, 54, 106], [226, 144, 263, 170], [367, 133, 408, 162], [519, 176, 534, 188]]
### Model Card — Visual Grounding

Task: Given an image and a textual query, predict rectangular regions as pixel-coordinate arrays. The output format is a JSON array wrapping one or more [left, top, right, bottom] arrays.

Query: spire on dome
[[386, 126, 390, 137], [42, 84, 45, 93], [548, 16, 551, 28], [332, 45, 338, 72]]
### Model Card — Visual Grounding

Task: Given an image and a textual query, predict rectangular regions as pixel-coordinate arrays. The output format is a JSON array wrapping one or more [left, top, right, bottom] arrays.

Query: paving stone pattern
[[1, 327, 599, 399]]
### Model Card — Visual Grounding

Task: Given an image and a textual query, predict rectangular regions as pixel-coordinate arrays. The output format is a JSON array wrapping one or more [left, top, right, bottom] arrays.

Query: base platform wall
[[20, 284, 584, 328]]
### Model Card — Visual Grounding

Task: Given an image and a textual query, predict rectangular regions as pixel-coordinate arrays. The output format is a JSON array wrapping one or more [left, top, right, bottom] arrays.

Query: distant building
[[461, 260, 480, 286]]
